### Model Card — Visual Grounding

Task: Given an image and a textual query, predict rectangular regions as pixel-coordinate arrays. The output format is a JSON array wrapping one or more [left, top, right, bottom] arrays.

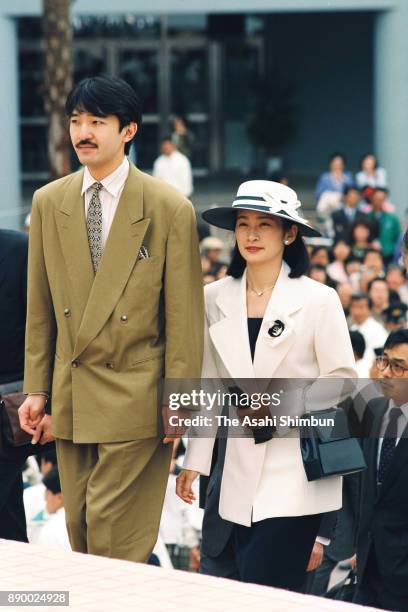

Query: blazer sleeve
[[300, 288, 357, 416], [183, 309, 219, 476], [23, 192, 57, 395], [164, 201, 204, 380]]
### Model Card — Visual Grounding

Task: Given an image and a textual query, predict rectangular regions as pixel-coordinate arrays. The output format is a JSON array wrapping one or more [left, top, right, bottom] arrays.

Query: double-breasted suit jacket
[[184, 262, 357, 526], [23, 163, 204, 443]]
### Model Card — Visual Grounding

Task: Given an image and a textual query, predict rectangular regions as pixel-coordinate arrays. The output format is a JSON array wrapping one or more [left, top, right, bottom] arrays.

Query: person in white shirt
[[349, 330, 371, 378], [36, 467, 70, 550], [349, 293, 388, 365], [153, 137, 193, 198]]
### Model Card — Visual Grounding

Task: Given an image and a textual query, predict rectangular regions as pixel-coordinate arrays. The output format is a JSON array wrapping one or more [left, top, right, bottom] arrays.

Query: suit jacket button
[[105, 362, 114, 369], [72, 360, 79, 368], [64, 308, 71, 317], [120, 315, 128, 323]]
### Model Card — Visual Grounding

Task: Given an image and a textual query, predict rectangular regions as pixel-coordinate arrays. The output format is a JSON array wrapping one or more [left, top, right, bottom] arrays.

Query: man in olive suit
[[19, 76, 204, 562]]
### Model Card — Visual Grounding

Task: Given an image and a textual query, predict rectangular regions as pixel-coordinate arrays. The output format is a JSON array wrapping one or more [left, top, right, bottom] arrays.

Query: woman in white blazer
[[176, 180, 356, 591]]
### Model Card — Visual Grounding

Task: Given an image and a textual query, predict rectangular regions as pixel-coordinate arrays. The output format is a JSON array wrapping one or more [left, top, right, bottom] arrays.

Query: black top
[[247, 317, 275, 444], [247, 317, 263, 361]]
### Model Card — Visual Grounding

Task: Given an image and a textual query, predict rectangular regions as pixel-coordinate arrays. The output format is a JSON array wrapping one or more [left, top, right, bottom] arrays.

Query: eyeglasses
[[376, 355, 408, 377]]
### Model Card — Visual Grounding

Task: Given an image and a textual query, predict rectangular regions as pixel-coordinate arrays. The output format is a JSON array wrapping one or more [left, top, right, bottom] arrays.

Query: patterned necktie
[[86, 182, 103, 273], [378, 407, 402, 484]]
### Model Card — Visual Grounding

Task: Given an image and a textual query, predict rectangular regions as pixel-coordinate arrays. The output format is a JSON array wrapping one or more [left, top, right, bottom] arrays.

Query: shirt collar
[[388, 398, 408, 420], [81, 157, 129, 197]]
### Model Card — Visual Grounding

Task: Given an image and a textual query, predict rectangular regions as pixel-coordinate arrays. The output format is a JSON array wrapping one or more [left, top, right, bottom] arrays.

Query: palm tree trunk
[[42, 0, 73, 180]]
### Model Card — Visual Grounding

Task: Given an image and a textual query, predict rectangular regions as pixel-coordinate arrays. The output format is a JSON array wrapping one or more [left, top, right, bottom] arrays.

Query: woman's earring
[[284, 239, 289, 245]]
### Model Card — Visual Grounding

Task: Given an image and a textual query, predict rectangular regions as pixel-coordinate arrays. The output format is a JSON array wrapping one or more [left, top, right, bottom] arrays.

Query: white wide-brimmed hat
[[202, 180, 321, 238]]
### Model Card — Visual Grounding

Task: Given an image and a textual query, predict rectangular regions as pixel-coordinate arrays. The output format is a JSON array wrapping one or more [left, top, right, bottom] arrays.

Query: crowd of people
[[1, 72, 408, 612]]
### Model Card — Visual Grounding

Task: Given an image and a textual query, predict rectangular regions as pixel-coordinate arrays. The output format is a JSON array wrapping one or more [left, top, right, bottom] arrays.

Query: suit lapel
[[73, 164, 148, 359], [209, 271, 254, 381], [377, 421, 408, 501], [55, 170, 95, 319]]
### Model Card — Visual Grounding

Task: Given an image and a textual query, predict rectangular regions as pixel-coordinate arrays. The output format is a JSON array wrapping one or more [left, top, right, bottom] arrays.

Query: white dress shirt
[[82, 156, 129, 249], [377, 400, 408, 469], [153, 150, 193, 197], [350, 316, 388, 363]]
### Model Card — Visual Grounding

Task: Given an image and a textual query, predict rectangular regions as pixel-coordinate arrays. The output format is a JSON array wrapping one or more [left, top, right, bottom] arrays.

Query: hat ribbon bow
[[263, 192, 302, 219]]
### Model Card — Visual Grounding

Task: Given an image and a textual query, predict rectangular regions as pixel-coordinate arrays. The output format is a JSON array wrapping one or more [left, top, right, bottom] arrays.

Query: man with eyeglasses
[[353, 329, 408, 611]]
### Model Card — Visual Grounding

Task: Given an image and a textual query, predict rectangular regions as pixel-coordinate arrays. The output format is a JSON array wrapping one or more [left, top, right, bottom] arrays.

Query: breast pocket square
[[138, 245, 149, 260]]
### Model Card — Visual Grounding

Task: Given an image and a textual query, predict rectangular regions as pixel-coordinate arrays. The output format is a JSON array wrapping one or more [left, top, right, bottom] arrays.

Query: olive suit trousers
[[56, 437, 172, 562]]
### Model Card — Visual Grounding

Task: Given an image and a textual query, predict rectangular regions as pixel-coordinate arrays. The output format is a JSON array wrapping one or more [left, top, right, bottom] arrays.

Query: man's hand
[[162, 405, 187, 444], [31, 414, 54, 445], [306, 541, 324, 572], [18, 394, 47, 437], [350, 554, 357, 571], [176, 469, 199, 504], [189, 546, 200, 571]]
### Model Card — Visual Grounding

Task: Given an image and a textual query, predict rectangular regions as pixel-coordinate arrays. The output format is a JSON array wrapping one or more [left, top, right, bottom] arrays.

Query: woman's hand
[[176, 469, 199, 504]]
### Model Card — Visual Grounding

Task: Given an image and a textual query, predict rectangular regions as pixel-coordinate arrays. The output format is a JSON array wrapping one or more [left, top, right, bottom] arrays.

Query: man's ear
[[123, 122, 138, 143]]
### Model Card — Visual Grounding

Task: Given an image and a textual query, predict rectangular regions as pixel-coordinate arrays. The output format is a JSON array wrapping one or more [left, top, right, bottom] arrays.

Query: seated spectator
[[386, 265, 408, 304], [200, 237, 226, 277], [349, 219, 377, 260], [382, 302, 408, 332], [350, 330, 370, 378], [363, 248, 385, 279], [367, 277, 395, 324], [344, 255, 363, 290], [315, 153, 353, 200], [159, 461, 200, 571], [349, 293, 388, 363], [331, 185, 366, 242], [35, 468, 70, 550], [366, 188, 401, 263], [310, 246, 330, 268], [308, 264, 336, 288], [24, 448, 57, 527], [355, 153, 387, 190], [337, 282, 354, 318], [327, 240, 351, 284]]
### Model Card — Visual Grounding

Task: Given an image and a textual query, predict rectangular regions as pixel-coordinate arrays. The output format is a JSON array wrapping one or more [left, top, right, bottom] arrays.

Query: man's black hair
[[384, 329, 408, 350], [65, 76, 142, 155], [43, 467, 62, 495], [363, 248, 384, 263], [343, 184, 360, 196], [41, 448, 57, 467], [367, 276, 388, 294], [373, 187, 389, 195], [351, 292, 373, 310], [329, 152, 346, 164], [350, 330, 366, 360], [227, 219, 309, 279], [310, 245, 329, 258], [161, 135, 174, 143]]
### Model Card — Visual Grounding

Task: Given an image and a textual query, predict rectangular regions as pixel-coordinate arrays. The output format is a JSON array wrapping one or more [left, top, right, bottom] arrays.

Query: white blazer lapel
[[208, 271, 255, 380], [253, 262, 304, 385]]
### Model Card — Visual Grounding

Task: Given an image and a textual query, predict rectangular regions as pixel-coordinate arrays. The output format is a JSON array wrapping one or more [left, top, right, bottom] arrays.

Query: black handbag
[[300, 407, 366, 481]]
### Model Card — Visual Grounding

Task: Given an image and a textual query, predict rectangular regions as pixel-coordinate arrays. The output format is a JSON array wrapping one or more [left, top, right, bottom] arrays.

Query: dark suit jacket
[[356, 397, 408, 598], [0, 230, 28, 385], [331, 208, 369, 243]]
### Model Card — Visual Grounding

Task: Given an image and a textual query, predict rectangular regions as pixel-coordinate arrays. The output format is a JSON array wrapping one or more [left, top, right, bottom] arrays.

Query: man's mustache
[[76, 140, 97, 147]]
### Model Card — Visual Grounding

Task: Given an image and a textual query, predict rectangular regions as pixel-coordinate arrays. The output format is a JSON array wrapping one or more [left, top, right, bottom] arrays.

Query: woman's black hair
[[227, 218, 310, 279], [360, 152, 378, 170], [349, 218, 375, 244], [65, 76, 142, 155]]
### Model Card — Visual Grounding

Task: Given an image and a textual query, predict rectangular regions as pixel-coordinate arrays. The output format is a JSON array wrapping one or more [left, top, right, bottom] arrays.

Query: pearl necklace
[[247, 281, 277, 297]]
